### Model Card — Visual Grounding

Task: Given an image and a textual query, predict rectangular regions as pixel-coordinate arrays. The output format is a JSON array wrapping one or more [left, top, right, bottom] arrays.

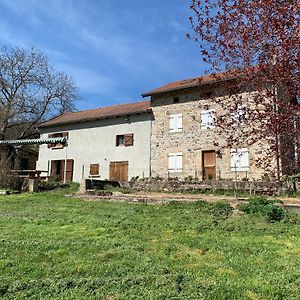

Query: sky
[[0, 0, 206, 110]]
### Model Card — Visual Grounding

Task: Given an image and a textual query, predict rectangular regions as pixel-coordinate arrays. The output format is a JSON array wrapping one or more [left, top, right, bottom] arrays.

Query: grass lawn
[[1, 188, 300, 299]]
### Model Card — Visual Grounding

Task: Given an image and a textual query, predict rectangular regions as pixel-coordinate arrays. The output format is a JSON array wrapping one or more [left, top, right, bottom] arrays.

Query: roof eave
[[38, 108, 152, 129], [141, 76, 237, 98]]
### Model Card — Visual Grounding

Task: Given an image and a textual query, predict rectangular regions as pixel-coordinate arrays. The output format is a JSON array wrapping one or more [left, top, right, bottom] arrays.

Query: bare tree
[[0, 46, 77, 141]]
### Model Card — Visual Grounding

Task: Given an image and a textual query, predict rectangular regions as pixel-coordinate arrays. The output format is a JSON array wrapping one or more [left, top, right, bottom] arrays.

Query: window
[[200, 109, 215, 129], [173, 97, 179, 104], [231, 148, 249, 172], [168, 152, 183, 173], [169, 114, 183, 133], [116, 133, 134, 147], [89, 164, 100, 176], [231, 106, 247, 125], [48, 132, 68, 149]]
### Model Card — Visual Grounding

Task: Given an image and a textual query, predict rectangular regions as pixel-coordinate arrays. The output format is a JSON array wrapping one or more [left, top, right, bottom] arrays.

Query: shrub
[[266, 206, 285, 222], [39, 180, 70, 191], [238, 197, 285, 222]]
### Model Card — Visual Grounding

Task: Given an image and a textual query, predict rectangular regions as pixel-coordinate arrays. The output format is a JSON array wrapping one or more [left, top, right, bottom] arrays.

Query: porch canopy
[[0, 137, 67, 146]]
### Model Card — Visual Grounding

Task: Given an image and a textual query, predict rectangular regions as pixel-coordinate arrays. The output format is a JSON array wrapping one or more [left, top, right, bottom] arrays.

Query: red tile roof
[[142, 72, 235, 97], [39, 100, 151, 128]]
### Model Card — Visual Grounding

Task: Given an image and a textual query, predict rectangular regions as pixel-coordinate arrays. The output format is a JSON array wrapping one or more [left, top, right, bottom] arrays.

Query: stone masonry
[[150, 86, 277, 181]]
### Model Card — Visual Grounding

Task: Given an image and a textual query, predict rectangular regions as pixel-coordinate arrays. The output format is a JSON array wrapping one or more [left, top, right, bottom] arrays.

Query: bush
[[238, 197, 285, 222], [39, 180, 70, 191], [266, 206, 285, 222]]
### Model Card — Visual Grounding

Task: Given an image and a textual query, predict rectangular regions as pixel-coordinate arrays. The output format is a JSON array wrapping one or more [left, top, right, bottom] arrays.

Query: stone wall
[[150, 86, 276, 181], [127, 178, 298, 196]]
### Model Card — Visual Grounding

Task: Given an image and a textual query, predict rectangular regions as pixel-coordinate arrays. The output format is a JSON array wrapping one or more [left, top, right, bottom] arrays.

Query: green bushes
[[238, 197, 285, 222]]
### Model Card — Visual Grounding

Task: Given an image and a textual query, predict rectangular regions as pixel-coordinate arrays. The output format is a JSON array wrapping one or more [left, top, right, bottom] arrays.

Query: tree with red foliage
[[189, 0, 300, 179]]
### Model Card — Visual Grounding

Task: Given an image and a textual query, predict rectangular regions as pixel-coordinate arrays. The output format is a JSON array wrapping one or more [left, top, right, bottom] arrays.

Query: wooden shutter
[[124, 134, 134, 146], [90, 164, 99, 176], [109, 161, 128, 182], [169, 115, 175, 132], [201, 110, 215, 129], [61, 159, 74, 182], [168, 153, 183, 172], [177, 114, 183, 131], [168, 154, 176, 172]]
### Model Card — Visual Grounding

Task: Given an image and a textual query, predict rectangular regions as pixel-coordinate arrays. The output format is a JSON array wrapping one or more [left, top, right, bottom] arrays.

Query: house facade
[[36, 101, 153, 182], [36, 73, 294, 183], [142, 76, 278, 181]]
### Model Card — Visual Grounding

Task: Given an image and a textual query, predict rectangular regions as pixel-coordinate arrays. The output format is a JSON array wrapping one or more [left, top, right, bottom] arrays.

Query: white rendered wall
[[36, 113, 152, 182]]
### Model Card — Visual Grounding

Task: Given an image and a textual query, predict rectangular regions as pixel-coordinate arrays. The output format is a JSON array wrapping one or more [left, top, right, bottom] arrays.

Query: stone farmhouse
[[142, 75, 278, 181], [36, 73, 289, 183]]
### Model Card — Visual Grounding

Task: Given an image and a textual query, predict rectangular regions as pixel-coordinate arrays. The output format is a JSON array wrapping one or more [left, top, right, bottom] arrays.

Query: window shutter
[[168, 154, 176, 171], [201, 110, 215, 129], [240, 148, 249, 170], [176, 153, 183, 172], [168, 152, 183, 173], [177, 114, 183, 131], [124, 134, 134, 146], [231, 148, 249, 171], [169, 115, 175, 132], [201, 111, 209, 128], [90, 164, 99, 176], [231, 149, 239, 171]]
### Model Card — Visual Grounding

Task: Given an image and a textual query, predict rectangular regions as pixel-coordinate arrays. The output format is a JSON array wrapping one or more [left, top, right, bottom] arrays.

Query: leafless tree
[[0, 46, 77, 141]]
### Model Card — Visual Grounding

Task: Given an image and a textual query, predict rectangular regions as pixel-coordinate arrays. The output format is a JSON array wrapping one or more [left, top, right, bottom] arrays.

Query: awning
[[0, 137, 67, 146]]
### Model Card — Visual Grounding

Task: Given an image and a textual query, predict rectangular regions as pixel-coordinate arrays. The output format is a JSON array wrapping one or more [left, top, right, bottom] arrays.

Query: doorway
[[109, 161, 129, 182], [202, 151, 216, 180]]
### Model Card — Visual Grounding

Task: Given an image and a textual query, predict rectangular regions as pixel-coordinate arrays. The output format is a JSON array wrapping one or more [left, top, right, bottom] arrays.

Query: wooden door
[[60, 159, 74, 182], [109, 161, 129, 182], [202, 151, 216, 180]]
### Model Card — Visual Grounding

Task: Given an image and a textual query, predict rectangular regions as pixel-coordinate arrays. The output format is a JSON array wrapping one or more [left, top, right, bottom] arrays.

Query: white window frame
[[169, 114, 183, 133], [231, 148, 249, 172], [168, 152, 183, 173], [200, 109, 216, 129]]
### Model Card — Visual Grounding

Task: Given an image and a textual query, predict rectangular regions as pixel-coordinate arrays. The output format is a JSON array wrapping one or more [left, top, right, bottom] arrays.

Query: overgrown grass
[[1, 189, 300, 299]]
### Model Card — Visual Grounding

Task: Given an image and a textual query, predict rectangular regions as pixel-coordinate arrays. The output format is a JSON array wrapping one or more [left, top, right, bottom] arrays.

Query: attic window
[[116, 134, 134, 147], [48, 132, 68, 149], [173, 97, 180, 104]]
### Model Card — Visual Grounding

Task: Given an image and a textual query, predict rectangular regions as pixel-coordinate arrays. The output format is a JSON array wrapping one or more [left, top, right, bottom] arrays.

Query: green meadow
[[1, 187, 300, 299]]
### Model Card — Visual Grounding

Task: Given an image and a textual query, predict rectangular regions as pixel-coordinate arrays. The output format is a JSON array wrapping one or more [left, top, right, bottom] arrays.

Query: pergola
[[0, 137, 67, 146], [0, 137, 69, 183]]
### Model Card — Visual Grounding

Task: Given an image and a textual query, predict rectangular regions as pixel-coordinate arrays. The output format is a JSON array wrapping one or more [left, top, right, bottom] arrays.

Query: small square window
[[116, 134, 134, 147], [173, 97, 179, 104], [116, 135, 125, 146]]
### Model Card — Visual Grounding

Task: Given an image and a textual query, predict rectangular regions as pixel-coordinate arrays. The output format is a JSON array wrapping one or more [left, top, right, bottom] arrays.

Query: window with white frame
[[200, 109, 215, 129], [231, 148, 249, 171], [169, 114, 183, 133], [168, 152, 183, 173], [231, 106, 247, 125]]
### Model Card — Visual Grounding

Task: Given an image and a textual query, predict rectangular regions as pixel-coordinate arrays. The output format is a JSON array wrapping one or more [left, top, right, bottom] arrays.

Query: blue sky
[[0, 0, 206, 110]]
